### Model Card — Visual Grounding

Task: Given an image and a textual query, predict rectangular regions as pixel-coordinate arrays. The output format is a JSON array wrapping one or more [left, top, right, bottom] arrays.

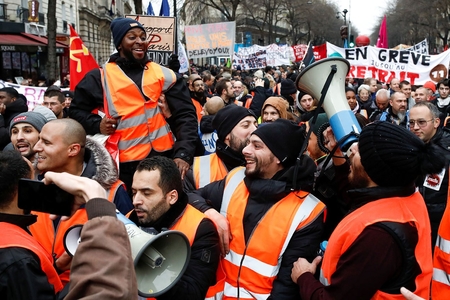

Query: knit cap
[[423, 81, 436, 93], [111, 18, 145, 49], [281, 79, 297, 95], [358, 121, 426, 187], [252, 119, 306, 167], [33, 105, 57, 122], [261, 97, 289, 120], [9, 112, 48, 135], [212, 105, 256, 141]]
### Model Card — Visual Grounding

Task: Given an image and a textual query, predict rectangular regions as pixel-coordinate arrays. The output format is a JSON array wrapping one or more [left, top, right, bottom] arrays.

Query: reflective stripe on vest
[[220, 167, 325, 299], [220, 167, 246, 216], [432, 173, 450, 298], [320, 192, 432, 299], [102, 63, 175, 162], [223, 282, 269, 300], [193, 153, 228, 189], [0, 222, 63, 293]]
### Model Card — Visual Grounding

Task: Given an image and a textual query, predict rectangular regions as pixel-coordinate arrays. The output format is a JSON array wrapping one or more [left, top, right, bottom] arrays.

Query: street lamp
[[336, 9, 348, 25]]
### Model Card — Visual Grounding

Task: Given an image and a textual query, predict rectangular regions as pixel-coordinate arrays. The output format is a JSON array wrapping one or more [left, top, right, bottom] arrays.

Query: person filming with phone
[[0, 150, 137, 299]]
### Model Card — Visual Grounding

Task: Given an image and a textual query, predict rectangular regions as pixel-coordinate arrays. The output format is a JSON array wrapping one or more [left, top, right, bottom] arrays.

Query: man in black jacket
[[410, 101, 450, 246], [184, 105, 257, 192], [69, 18, 199, 191], [0, 87, 28, 150], [128, 156, 220, 300], [188, 119, 325, 299]]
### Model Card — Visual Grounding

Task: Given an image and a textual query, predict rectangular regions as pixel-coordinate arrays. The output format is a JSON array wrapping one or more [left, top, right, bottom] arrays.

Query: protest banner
[[178, 40, 189, 73], [292, 43, 327, 62], [404, 39, 429, 55], [126, 15, 176, 66], [185, 22, 235, 59], [327, 42, 450, 85], [0, 80, 47, 110]]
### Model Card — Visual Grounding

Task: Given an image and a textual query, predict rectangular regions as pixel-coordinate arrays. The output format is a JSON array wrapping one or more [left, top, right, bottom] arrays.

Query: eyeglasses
[[408, 119, 434, 127]]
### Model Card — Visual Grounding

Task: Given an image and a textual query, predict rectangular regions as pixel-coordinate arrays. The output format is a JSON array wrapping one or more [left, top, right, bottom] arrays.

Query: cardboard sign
[[126, 15, 176, 66], [185, 22, 235, 59]]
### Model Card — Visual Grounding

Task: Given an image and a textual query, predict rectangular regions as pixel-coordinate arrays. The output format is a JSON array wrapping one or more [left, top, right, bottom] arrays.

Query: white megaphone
[[296, 57, 361, 151], [64, 210, 191, 298]]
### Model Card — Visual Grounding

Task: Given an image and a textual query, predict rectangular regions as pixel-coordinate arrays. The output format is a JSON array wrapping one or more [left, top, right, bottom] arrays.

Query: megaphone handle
[[292, 65, 338, 191]]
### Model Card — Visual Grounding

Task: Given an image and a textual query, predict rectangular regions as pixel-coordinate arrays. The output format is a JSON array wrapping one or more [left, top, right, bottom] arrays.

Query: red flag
[[376, 15, 388, 49], [69, 25, 99, 90]]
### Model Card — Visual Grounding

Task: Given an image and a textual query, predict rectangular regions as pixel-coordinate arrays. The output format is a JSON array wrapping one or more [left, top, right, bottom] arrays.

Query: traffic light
[[349, 35, 355, 48], [340, 26, 348, 40]]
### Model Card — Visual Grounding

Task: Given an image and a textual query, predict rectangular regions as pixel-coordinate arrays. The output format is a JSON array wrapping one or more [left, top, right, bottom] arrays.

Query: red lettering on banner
[[348, 66, 420, 85]]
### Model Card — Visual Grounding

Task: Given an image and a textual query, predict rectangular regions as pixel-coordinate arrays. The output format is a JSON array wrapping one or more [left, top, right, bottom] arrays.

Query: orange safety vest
[[320, 192, 432, 299], [143, 204, 225, 300], [221, 167, 325, 300], [0, 222, 63, 293], [29, 183, 119, 285], [193, 153, 229, 189], [432, 170, 450, 299], [102, 62, 175, 163], [192, 98, 203, 122]]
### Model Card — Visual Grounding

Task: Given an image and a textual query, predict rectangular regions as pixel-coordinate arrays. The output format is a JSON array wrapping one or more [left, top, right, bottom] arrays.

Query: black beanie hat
[[111, 18, 145, 49], [281, 79, 297, 95], [212, 105, 257, 141], [359, 121, 426, 187], [253, 119, 306, 167]]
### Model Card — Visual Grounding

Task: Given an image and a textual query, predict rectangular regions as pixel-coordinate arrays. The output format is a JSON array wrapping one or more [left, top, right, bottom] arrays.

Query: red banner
[[292, 43, 327, 62], [69, 25, 99, 90]]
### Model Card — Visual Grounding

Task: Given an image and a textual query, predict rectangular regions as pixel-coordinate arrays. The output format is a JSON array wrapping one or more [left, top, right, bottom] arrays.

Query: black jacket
[[250, 86, 273, 118], [0, 213, 57, 300], [128, 194, 220, 300], [416, 127, 450, 245], [0, 96, 28, 150], [69, 53, 199, 164], [188, 159, 324, 300], [183, 139, 246, 193]]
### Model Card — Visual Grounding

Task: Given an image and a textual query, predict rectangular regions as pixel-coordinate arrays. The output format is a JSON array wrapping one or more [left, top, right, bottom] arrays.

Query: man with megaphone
[[127, 156, 221, 300]]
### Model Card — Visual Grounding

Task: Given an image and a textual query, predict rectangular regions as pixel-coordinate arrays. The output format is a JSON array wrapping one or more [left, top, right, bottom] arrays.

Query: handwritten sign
[[126, 15, 175, 66], [185, 22, 235, 59]]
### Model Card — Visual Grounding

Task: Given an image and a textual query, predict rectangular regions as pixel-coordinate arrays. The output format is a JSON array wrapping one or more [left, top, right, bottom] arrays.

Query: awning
[[0, 33, 68, 53], [0, 34, 47, 52]]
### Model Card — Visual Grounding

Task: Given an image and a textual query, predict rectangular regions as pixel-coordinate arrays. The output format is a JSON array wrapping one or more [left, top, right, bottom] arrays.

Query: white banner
[[405, 39, 429, 55], [232, 44, 293, 70], [178, 40, 189, 73], [0, 80, 46, 110], [327, 42, 450, 85], [185, 22, 235, 59]]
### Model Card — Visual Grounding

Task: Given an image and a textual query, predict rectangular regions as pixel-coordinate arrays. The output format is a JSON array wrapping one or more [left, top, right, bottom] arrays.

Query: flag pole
[[173, 0, 178, 55]]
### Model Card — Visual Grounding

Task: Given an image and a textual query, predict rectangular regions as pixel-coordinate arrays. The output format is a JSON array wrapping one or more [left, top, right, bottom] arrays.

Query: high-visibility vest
[[320, 192, 432, 299], [192, 98, 203, 122], [102, 62, 175, 163], [29, 182, 119, 285], [221, 167, 325, 300], [193, 153, 228, 189], [432, 168, 450, 299], [144, 204, 225, 300], [0, 222, 63, 293]]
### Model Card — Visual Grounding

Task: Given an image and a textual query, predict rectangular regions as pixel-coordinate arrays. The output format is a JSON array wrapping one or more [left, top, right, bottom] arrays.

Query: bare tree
[[194, 0, 242, 21]]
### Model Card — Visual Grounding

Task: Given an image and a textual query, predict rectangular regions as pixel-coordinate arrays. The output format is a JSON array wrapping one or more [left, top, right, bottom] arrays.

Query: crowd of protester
[[2, 17, 450, 300]]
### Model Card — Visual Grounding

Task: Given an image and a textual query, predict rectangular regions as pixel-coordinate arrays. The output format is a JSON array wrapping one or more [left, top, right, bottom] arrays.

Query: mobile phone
[[18, 178, 74, 216]]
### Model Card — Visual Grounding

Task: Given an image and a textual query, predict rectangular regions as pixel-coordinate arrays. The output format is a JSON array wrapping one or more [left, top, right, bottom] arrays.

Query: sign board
[[126, 15, 176, 66], [185, 22, 235, 59]]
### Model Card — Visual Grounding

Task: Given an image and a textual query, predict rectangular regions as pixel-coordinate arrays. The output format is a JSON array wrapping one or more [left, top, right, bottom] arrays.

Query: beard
[[194, 90, 204, 98], [135, 196, 170, 227], [245, 153, 276, 179], [397, 111, 406, 122], [348, 164, 371, 189], [122, 47, 147, 65], [229, 133, 249, 154]]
